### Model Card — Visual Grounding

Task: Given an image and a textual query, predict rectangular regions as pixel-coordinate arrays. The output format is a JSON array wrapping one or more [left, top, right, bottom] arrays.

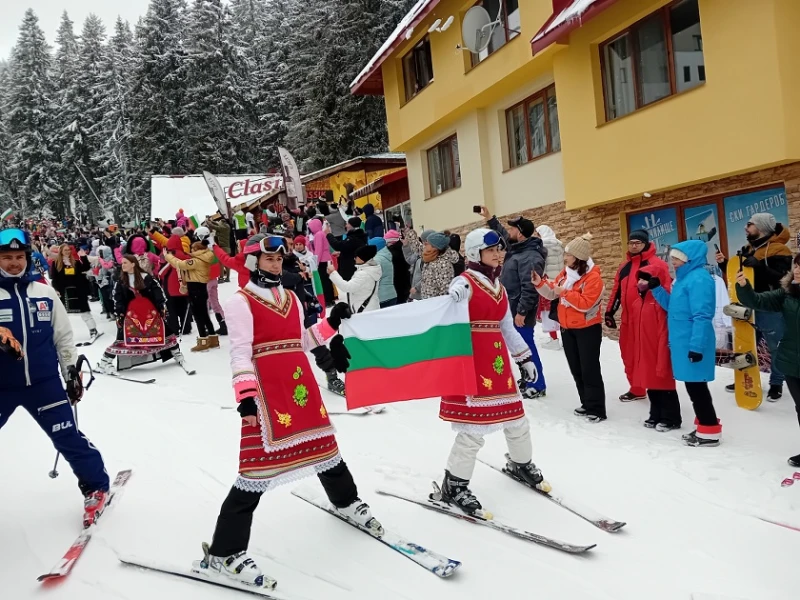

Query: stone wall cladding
[[447, 162, 800, 338]]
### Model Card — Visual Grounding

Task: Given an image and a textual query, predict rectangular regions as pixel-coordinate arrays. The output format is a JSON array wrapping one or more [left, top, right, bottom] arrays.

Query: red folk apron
[[236, 287, 340, 491], [439, 272, 525, 433]]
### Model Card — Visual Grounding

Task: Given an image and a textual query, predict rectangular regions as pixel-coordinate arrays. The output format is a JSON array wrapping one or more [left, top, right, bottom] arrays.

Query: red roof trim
[[351, 0, 442, 96], [530, 0, 621, 55]]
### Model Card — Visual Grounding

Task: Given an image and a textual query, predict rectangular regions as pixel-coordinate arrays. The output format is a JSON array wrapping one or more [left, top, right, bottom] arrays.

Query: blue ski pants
[[514, 325, 546, 392], [0, 377, 109, 494]]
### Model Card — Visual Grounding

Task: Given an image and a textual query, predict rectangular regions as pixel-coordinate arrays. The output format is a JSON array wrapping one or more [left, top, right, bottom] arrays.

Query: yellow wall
[[554, 0, 800, 210], [405, 73, 566, 231], [309, 167, 405, 209], [382, 0, 555, 152]]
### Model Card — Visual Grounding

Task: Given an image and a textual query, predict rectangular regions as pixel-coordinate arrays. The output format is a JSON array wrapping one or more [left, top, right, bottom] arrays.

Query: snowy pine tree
[[184, 0, 250, 175], [6, 10, 60, 218], [0, 61, 18, 211], [96, 18, 141, 224], [129, 0, 190, 200]]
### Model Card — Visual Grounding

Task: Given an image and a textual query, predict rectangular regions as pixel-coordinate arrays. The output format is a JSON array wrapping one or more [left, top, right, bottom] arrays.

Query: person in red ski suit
[[605, 230, 678, 419]]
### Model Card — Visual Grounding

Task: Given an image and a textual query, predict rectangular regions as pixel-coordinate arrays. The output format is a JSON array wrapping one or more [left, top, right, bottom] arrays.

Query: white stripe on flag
[[340, 296, 469, 342]]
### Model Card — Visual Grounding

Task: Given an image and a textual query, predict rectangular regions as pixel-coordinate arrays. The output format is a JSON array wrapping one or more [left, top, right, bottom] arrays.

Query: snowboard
[[726, 256, 762, 410]]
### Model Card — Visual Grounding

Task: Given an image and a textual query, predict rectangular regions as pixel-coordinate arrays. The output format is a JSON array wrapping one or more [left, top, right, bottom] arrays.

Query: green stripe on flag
[[345, 323, 472, 371], [189, 215, 199, 229]]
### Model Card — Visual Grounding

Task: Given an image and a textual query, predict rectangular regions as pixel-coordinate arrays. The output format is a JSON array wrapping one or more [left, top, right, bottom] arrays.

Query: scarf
[[251, 268, 281, 288], [422, 246, 440, 264], [467, 261, 501, 283], [564, 258, 594, 290]]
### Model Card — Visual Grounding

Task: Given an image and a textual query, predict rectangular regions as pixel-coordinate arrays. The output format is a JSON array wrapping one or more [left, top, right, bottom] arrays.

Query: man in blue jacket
[[0, 228, 110, 526]]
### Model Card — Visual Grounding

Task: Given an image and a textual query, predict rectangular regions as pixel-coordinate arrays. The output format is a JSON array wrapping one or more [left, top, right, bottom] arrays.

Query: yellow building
[[352, 0, 799, 275]]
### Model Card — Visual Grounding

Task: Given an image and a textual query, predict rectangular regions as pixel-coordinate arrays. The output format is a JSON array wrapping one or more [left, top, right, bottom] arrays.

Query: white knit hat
[[670, 248, 688, 263]]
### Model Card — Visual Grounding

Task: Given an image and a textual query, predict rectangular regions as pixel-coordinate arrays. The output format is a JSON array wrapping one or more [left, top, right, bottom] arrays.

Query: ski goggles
[[480, 230, 505, 250], [0, 228, 31, 250], [244, 235, 287, 255]]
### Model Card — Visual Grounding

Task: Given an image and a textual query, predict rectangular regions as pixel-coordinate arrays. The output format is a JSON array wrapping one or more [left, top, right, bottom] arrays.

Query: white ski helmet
[[194, 226, 210, 240], [464, 228, 504, 263]]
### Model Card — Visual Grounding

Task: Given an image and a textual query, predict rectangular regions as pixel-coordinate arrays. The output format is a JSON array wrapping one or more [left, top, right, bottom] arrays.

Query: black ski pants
[[187, 282, 215, 338], [685, 381, 717, 427], [785, 375, 800, 429], [166, 294, 192, 335], [562, 324, 607, 418], [648, 389, 682, 426], [318, 262, 336, 305], [209, 461, 358, 557]]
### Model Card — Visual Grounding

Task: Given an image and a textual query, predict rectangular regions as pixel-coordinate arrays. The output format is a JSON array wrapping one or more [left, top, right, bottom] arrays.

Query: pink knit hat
[[385, 229, 401, 243]]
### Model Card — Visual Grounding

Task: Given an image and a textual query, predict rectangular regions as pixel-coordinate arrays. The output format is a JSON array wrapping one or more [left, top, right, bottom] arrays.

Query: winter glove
[[0, 326, 23, 359], [449, 281, 470, 303], [237, 397, 258, 419], [741, 255, 759, 268], [688, 351, 703, 363], [327, 302, 353, 331], [636, 270, 660, 288], [66, 365, 84, 404], [516, 357, 539, 385], [604, 313, 617, 329], [310, 345, 336, 372], [330, 334, 351, 373]]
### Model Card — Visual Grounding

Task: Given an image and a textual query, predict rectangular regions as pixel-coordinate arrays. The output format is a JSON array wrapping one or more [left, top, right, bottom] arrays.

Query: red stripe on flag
[[344, 356, 477, 410]]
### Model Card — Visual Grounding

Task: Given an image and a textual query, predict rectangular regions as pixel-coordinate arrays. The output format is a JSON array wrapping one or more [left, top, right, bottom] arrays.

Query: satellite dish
[[428, 18, 442, 33], [462, 6, 494, 53], [440, 16, 455, 32]]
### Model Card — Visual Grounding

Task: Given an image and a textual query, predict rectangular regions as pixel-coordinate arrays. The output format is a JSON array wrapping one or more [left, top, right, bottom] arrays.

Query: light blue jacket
[[369, 238, 396, 303], [652, 240, 716, 382]]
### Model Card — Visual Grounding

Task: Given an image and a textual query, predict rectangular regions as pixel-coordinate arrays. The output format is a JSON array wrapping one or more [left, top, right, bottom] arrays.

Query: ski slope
[[2, 282, 799, 600]]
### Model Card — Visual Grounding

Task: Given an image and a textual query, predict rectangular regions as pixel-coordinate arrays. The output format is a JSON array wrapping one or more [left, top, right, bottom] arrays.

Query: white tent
[[150, 174, 283, 221]]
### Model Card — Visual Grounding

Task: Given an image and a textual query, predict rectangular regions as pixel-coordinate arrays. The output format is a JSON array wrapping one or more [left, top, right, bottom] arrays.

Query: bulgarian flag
[[1, 208, 13, 221], [339, 297, 477, 409], [188, 215, 200, 230], [311, 268, 326, 314]]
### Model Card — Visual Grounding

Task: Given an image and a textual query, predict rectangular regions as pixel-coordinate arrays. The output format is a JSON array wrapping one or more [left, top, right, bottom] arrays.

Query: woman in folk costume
[[441, 228, 549, 515], [202, 235, 381, 586], [50, 243, 98, 339], [95, 255, 188, 373]]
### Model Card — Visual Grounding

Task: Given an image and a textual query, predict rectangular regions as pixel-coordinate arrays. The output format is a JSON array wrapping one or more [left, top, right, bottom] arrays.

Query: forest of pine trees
[[0, 0, 415, 224]]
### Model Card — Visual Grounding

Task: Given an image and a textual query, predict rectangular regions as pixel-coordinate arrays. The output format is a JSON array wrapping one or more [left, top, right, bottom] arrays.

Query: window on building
[[469, 0, 520, 68], [427, 135, 461, 197], [506, 85, 561, 168], [402, 37, 434, 102], [601, 0, 704, 121]]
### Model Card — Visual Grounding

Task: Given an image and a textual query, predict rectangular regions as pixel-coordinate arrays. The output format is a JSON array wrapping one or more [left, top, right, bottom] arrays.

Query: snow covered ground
[[3, 282, 800, 600]]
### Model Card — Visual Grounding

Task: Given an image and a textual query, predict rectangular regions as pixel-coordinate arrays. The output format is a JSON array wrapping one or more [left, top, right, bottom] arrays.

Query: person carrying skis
[[0, 228, 110, 526], [440, 228, 549, 516], [202, 235, 382, 587], [650, 240, 721, 447], [735, 254, 800, 466]]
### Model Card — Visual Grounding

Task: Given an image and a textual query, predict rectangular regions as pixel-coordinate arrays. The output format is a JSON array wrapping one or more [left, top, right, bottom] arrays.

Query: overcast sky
[[1, 1, 152, 60]]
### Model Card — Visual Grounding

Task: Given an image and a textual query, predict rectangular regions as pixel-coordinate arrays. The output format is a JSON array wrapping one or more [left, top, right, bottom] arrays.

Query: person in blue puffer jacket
[[648, 240, 721, 447], [0, 228, 110, 526]]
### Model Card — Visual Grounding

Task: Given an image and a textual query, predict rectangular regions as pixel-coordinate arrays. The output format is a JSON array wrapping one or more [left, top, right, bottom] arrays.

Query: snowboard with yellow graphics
[[726, 256, 763, 410]]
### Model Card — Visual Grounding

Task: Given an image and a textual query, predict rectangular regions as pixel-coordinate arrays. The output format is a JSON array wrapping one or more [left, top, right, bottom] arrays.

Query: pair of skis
[[376, 456, 625, 556]]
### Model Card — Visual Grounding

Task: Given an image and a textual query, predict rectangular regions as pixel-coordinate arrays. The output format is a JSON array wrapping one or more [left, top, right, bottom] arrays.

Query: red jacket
[[214, 245, 249, 288], [162, 235, 191, 296], [607, 244, 674, 391]]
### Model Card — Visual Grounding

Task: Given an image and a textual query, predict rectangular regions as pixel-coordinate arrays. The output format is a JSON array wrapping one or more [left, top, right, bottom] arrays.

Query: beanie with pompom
[[565, 233, 593, 261]]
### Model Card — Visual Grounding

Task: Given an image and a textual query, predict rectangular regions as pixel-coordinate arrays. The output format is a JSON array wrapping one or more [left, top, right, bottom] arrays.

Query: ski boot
[[505, 457, 552, 493], [518, 378, 546, 399], [83, 490, 109, 527], [683, 431, 719, 448], [95, 354, 116, 375], [198, 542, 276, 589], [439, 470, 485, 517], [336, 499, 384, 535], [326, 370, 345, 396]]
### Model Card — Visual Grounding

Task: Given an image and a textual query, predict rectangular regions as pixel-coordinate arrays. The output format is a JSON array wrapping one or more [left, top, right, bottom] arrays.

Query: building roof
[[350, 168, 408, 201], [350, 0, 442, 96], [531, 0, 621, 54]]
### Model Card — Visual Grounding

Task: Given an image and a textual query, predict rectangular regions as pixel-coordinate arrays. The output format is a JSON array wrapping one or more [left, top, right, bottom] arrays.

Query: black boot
[[505, 458, 551, 492], [440, 470, 482, 515], [788, 454, 800, 468], [326, 370, 345, 396], [767, 384, 782, 402], [215, 313, 228, 336]]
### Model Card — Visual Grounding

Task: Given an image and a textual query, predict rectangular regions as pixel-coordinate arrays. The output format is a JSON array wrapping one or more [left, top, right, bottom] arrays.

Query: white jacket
[[329, 260, 382, 313], [536, 225, 564, 279]]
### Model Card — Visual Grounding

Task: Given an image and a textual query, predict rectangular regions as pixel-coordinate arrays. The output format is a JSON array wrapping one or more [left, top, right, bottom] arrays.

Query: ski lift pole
[[73, 163, 108, 216]]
